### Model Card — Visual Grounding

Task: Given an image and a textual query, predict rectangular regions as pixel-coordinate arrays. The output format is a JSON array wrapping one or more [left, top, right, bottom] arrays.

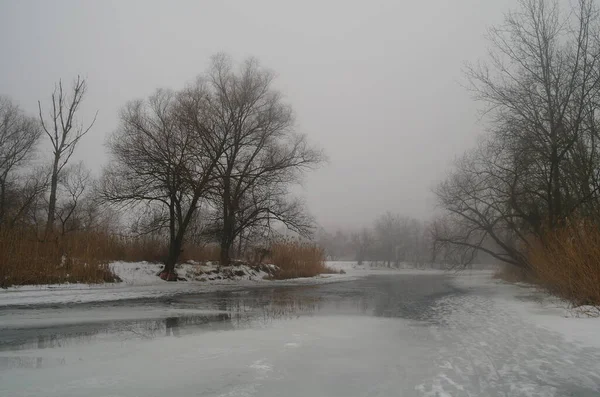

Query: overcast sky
[[0, 0, 518, 230]]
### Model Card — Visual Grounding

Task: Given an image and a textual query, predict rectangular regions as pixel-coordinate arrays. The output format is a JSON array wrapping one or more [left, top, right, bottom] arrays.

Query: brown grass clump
[[527, 220, 600, 307], [268, 240, 338, 279]]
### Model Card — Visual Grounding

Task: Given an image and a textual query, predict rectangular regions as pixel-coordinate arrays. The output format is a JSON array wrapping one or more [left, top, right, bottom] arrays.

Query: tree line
[[318, 213, 432, 267], [433, 0, 600, 270], [0, 54, 324, 278]]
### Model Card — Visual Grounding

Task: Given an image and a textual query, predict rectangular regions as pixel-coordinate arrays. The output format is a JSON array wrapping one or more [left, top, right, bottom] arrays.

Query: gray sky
[[0, 0, 517, 230]]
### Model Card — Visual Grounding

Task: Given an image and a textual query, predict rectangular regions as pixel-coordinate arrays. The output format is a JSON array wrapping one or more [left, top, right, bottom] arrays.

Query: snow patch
[[109, 261, 275, 285]]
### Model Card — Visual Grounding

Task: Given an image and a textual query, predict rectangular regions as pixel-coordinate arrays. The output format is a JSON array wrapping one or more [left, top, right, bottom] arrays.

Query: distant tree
[[405, 218, 428, 266], [38, 76, 97, 235], [0, 97, 41, 228], [317, 229, 353, 260], [352, 227, 374, 266], [373, 212, 406, 267]]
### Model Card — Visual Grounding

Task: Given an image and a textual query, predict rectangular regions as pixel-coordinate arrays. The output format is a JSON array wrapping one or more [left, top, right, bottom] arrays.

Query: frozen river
[[1, 273, 599, 396]]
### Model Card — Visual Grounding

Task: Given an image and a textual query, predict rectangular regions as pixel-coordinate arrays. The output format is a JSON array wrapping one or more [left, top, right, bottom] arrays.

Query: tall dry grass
[[0, 229, 119, 287], [0, 228, 335, 286], [268, 240, 337, 279], [527, 220, 600, 306], [0, 228, 235, 287]]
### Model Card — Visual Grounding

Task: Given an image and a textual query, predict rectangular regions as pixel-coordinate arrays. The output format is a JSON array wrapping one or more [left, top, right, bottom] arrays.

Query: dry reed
[[527, 220, 600, 306], [268, 240, 337, 279]]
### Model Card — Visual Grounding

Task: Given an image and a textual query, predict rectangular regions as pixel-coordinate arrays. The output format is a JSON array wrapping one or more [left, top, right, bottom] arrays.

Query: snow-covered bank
[[451, 272, 600, 349], [0, 261, 448, 307], [0, 262, 351, 307], [414, 272, 600, 396], [111, 261, 277, 285]]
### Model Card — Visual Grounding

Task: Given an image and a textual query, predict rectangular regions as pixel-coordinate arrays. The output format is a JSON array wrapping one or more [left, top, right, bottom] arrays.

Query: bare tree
[[2, 167, 49, 230], [0, 97, 41, 228], [372, 212, 407, 267], [102, 83, 226, 277], [206, 54, 324, 265], [318, 229, 354, 261], [38, 76, 97, 235]]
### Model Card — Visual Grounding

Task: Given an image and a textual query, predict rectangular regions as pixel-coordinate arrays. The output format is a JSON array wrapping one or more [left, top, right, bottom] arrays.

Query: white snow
[[110, 261, 275, 285]]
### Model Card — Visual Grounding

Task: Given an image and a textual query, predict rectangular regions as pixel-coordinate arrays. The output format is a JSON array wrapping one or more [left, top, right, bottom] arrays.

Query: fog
[[0, 0, 517, 230]]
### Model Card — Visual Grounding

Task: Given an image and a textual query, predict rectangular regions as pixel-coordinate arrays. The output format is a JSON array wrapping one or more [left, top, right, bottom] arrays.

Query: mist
[[0, 0, 518, 231]]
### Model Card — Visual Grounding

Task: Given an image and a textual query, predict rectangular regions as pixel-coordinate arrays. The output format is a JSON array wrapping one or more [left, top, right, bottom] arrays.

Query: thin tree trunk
[[45, 156, 60, 236]]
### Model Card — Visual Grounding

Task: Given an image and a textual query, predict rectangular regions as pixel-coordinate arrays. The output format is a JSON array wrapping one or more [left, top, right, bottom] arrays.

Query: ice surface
[[0, 316, 438, 397], [1, 268, 600, 396]]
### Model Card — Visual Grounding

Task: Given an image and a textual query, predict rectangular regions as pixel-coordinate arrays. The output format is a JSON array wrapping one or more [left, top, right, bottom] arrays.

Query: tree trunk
[[219, 210, 235, 266], [160, 199, 181, 280], [237, 233, 244, 258], [162, 235, 183, 279], [45, 156, 60, 236], [220, 236, 232, 267]]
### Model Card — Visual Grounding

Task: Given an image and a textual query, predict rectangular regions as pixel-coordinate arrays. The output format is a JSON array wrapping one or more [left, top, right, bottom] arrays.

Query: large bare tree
[[0, 97, 41, 228], [205, 54, 324, 265], [102, 83, 226, 277], [38, 76, 97, 235]]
